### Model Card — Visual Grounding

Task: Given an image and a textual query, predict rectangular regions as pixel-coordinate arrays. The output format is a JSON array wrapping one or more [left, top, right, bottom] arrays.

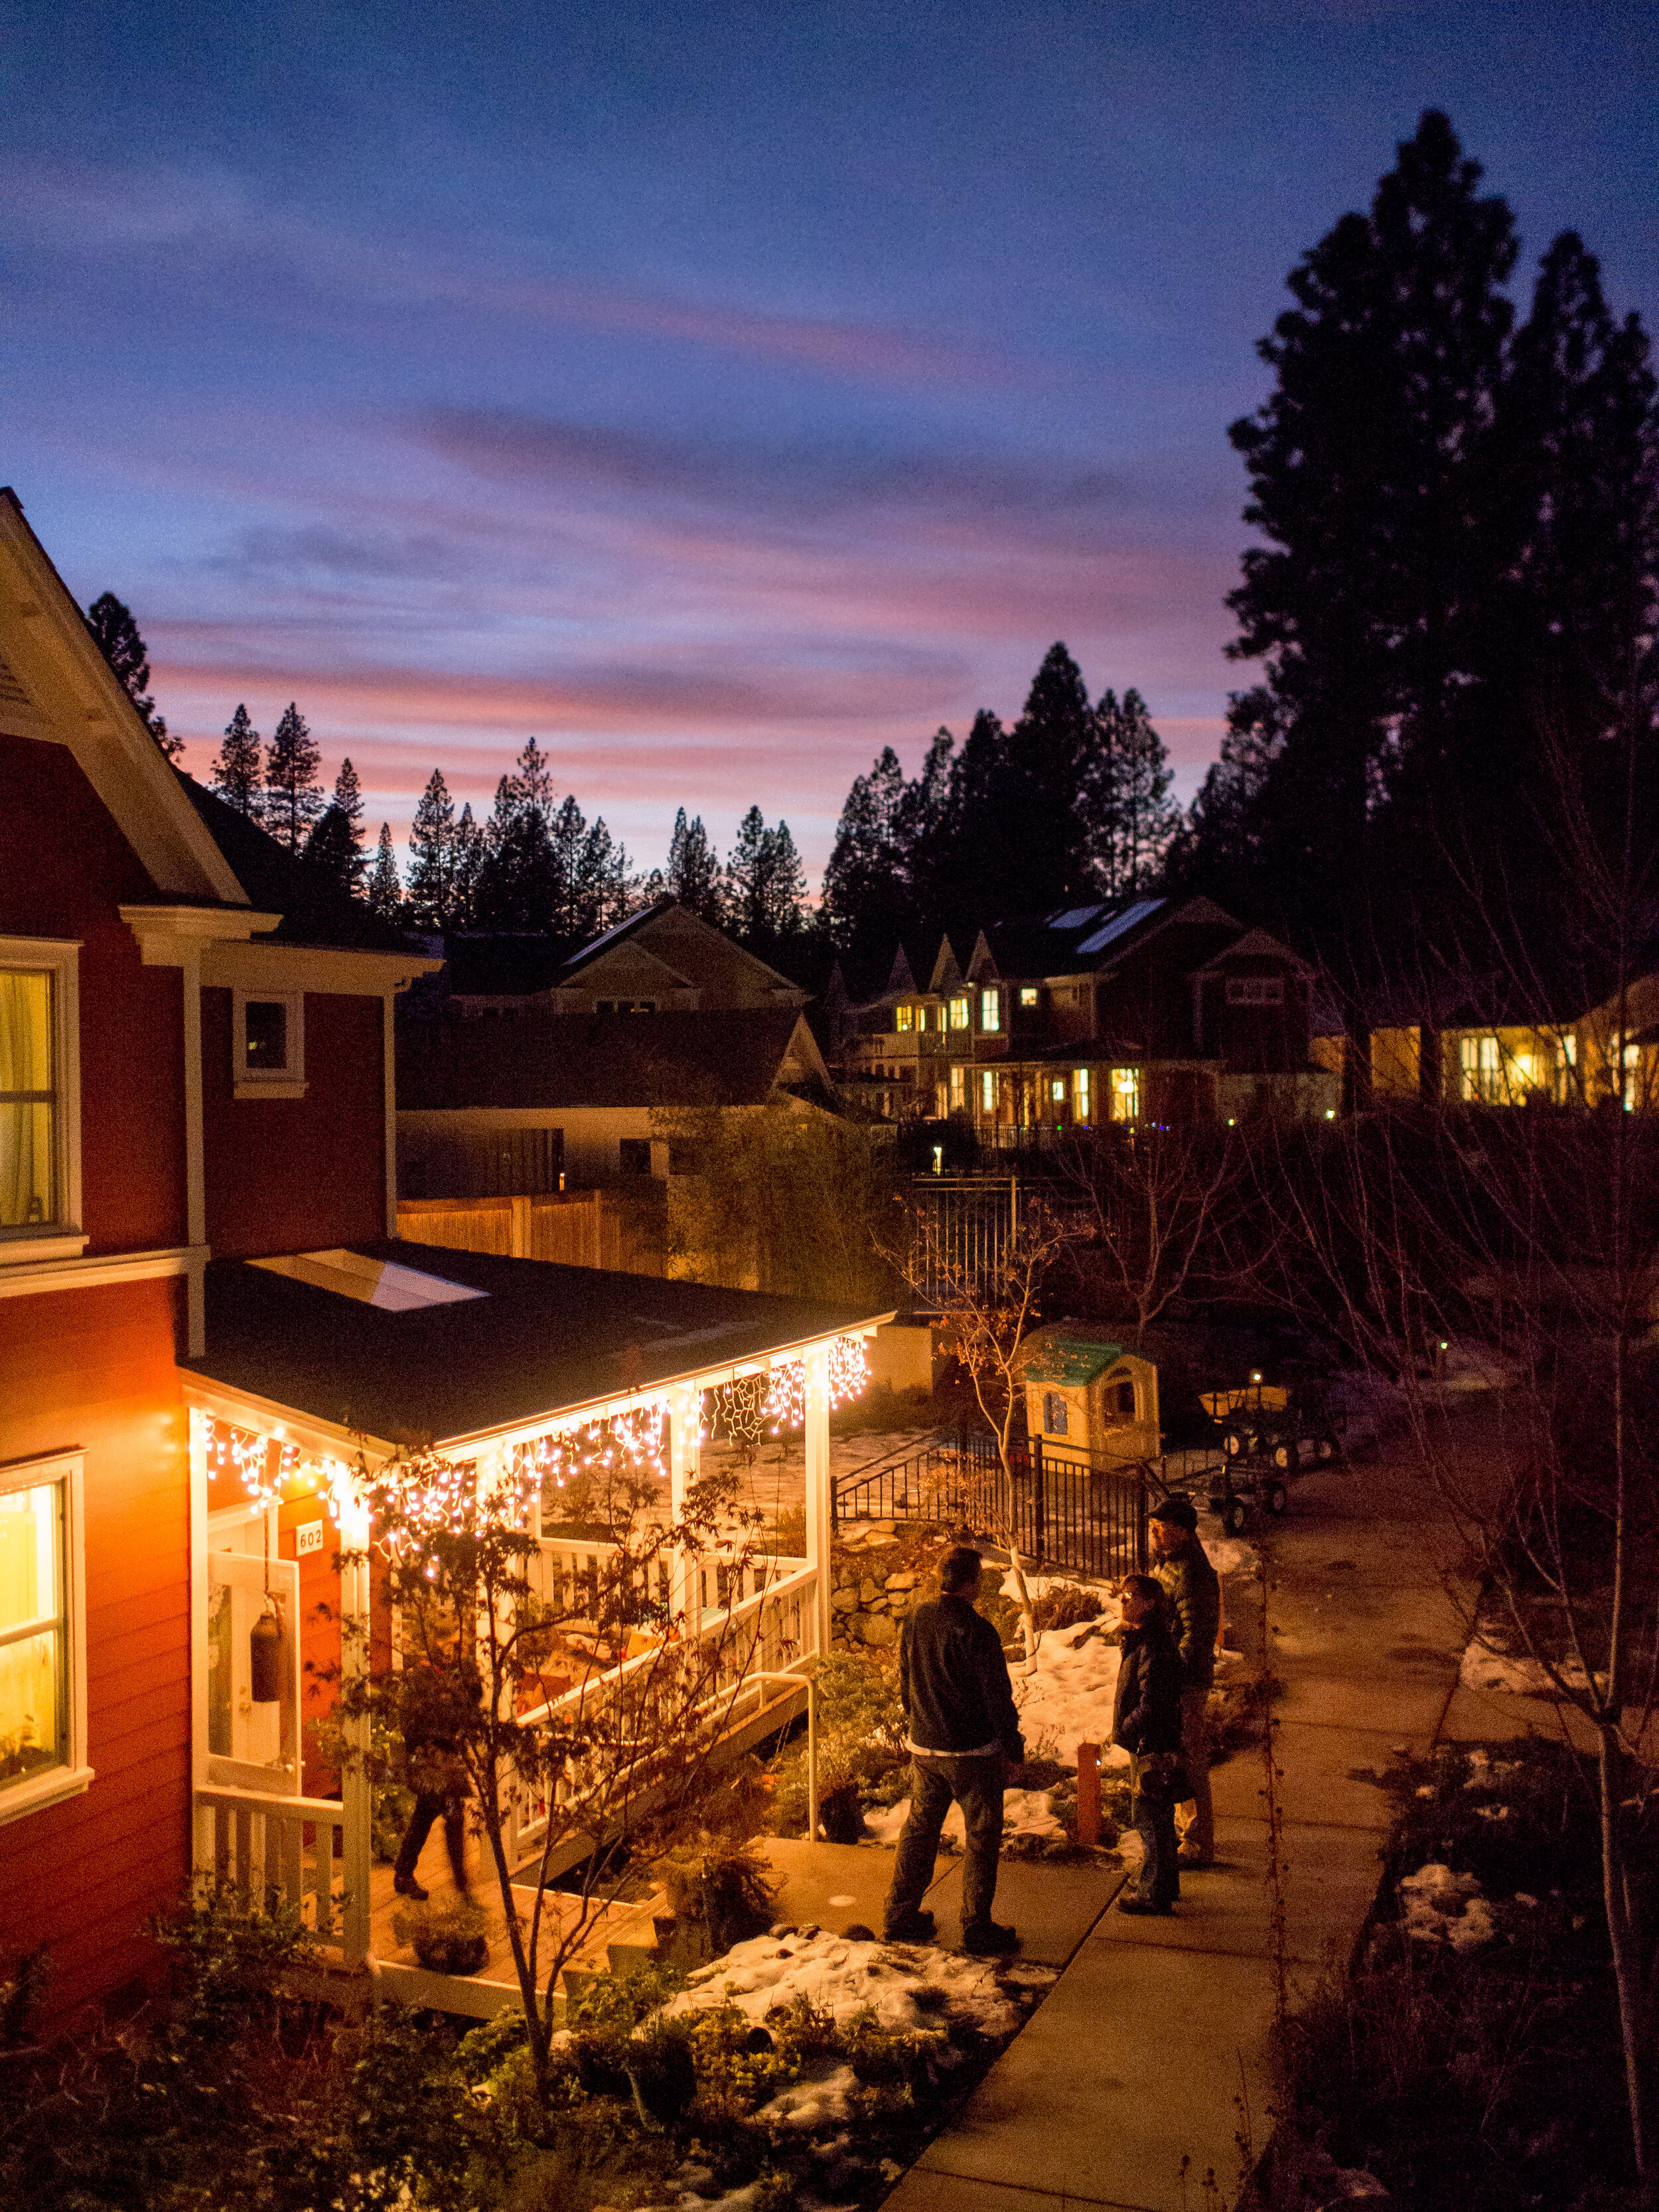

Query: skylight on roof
[[1048, 905, 1104, 930], [250, 1249, 488, 1311], [1076, 898, 1165, 956]]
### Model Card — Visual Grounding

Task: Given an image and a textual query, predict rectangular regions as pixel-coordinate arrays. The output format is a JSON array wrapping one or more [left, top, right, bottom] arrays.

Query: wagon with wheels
[[1198, 1376, 1346, 1532]]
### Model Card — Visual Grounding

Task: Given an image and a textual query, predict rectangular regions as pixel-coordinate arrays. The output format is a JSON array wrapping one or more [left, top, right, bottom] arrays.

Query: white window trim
[[0, 936, 87, 1264], [0, 1448, 93, 1828], [233, 985, 307, 1100]]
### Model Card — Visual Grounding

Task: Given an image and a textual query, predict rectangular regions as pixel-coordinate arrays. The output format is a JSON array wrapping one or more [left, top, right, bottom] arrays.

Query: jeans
[[1177, 1685, 1214, 1858], [1131, 1783, 1180, 1906], [885, 1752, 1005, 1932], [394, 1791, 468, 1889]]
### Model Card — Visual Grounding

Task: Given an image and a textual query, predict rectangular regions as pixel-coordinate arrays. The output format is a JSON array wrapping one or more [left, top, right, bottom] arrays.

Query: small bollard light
[[1076, 1740, 1102, 1847]]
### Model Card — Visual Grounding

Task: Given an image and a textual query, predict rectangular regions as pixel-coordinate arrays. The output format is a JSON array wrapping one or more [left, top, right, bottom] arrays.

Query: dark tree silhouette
[[85, 592, 179, 759], [368, 822, 402, 921], [263, 703, 325, 855], [210, 703, 263, 822]]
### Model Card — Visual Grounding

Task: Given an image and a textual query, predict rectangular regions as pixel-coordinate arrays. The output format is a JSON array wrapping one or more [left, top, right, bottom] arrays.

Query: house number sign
[[295, 1519, 325, 1557]]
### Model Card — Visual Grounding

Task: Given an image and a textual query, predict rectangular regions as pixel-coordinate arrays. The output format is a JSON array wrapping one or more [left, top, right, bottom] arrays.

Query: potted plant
[[392, 1895, 489, 1975]]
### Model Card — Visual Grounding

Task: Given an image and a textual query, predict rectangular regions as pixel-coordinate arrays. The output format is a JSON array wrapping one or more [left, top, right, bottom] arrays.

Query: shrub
[[660, 1840, 778, 1954], [1031, 1582, 1104, 1631], [769, 1649, 908, 1833]]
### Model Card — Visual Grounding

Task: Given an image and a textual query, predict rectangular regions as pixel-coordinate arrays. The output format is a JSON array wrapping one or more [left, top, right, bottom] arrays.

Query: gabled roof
[[173, 774, 422, 952], [398, 1005, 831, 1110], [556, 899, 803, 997], [185, 1240, 891, 1447], [928, 936, 964, 993], [0, 488, 246, 905], [974, 894, 1243, 980], [885, 944, 918, 996], [1189, 926, 1313, 980]]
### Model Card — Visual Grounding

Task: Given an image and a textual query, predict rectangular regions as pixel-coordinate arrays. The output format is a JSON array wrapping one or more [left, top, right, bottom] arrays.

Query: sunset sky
[[7, 1, 1656, 884]]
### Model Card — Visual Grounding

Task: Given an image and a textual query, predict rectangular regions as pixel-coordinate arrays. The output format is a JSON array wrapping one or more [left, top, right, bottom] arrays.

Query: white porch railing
[[192, 1785, 371, 1964]]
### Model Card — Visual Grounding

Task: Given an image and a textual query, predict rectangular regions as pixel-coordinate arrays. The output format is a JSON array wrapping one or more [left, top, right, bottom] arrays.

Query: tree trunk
[[1600, 1723, 1655, 2198]]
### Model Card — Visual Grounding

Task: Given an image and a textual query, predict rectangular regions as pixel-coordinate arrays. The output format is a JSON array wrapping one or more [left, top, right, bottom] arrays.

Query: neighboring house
[[397, 1005, 836, 1189], [827, 896, 1334, 1131], [443, 899, 809, 1017], [0, 491, 887, 2028]]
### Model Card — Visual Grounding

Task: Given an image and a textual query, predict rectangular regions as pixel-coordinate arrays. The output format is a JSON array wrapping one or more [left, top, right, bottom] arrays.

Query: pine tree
[[330, 758, 368, 895], [451, 802, 483, 929], [1095, 689, 1180, 897], [302, 804, 360, 895], [663, 808, 727, 924], [368, 823, 403, 922], [211, 704, 264, 821], [406, 770, 457, 932], [728, 808, 808, 950], [822, 749, 908, 963], [264, 703, 325, 855], [86, 593, 180, 759]]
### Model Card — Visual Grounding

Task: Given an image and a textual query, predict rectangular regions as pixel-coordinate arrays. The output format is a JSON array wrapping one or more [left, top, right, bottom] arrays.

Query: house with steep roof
[[443, 899, 809, 1018], [829, 895, 1336, 1132]]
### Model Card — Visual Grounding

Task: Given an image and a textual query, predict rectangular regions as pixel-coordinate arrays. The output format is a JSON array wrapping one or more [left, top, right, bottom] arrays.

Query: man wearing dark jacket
[[1112, 1573, 1185, 1913], [1150, 1493, 1222, 1866], [883, 1546, 1025, 1954]]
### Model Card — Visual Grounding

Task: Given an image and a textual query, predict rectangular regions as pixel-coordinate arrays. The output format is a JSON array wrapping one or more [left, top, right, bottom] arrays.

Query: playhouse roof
[[1023, 1336, 1125, 1386], [183, 1240, 893, 1447]]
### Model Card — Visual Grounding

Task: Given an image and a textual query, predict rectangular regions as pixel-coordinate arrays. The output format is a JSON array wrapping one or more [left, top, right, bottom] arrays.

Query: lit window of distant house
[[979, 989, 1001, 1032], [980, 1069, 995, 1112], [1459, 1035, 1500, 1103], [949, 996, 970, 1029], [0, 942, 82, 1256], [1043, 1392, 1068, 1437], [1074, 1068, 1091, 1121], [950, 1065, 966, 1110], [1111, 1067, 1139, 1122], [234, 987, 305, 1100], [0, 1452, 88, 1824], [596, 998, 656, 1013], [1020, 987, 1039, 1007], [1224, 976, 1284, 1006], [895, 1004, 914, 1032], [1050, 1077, 1066, 1103]]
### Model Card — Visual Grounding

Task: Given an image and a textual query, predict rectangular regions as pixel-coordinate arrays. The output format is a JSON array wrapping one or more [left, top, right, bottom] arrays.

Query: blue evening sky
[[5, 1, 1655, 880]]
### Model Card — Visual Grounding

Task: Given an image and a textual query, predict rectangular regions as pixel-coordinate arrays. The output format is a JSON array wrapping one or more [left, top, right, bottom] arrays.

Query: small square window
[[1021, 987, 1039, 1007], [233, 989, 305, 1100]]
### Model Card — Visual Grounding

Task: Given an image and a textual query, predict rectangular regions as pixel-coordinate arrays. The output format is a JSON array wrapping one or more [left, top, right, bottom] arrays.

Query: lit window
[[1020, 987, 1039, 1007], [1111, 1067, 1139, 1122], [1050, 1078, 1066, 1102], [895, 1004, 914, 1033], [980, 1069, 995, 1112], [949, 996, 970, 1029], [0, 941, 82, 1258], [950, 1065, 966, 1110], [1043, 1392, 1068, 1438], [1074, 1068, 1091, 1121], [979, 989, 1001, 1033], [0, 1453, 87, 1823], [234, 987, 305, 1100], [1459, 1035, 1500, 1104]]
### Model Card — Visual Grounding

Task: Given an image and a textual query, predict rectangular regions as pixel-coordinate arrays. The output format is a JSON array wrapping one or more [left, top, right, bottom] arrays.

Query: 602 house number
[[295, 1520, 325, 1557]]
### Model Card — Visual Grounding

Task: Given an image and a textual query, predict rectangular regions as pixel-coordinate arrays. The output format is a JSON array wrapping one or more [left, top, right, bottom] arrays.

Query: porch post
[[668, 1385, 697, 1628], [338, 1489, 373, 1968], [804, 1343, 831, 1660]]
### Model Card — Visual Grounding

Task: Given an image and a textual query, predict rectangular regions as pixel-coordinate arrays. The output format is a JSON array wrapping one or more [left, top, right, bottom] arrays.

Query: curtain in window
[[0, 970, 54, 1228]]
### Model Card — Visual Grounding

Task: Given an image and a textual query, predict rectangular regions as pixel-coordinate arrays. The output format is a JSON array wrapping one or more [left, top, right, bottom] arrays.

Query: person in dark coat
[[1112, 1573, 1185, 1914], [392, 1657, 473, 1899], [883, 1545, 1026, 1954], [1149, 1493, 1222, 1866]]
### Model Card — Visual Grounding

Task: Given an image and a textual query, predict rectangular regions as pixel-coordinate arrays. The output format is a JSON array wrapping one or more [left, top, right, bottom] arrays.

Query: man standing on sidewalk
[[883, 1545, 1025, 1954], [1150, 1495, 1221, 1867]]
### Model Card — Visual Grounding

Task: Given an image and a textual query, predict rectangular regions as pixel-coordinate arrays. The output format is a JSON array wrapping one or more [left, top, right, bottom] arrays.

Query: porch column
[[668, 1385, 697, 1628], [337, 1490, 373, 1968], [804, 1343, 831, 1659]]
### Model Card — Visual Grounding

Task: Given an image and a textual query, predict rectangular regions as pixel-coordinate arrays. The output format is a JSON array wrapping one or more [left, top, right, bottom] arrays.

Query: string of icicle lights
[[511, 1403, 670, 1497], [195, 1410, 348, 1514], [758, 1335, 872, 1435]]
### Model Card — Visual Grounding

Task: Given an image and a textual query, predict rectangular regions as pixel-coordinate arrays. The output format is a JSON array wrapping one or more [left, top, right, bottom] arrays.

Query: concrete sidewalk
[[882, 1424, 1500, 2212]]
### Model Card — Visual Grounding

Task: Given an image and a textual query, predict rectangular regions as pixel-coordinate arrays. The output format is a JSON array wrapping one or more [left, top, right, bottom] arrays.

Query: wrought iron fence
[[834, 1427, 1149, 1584]]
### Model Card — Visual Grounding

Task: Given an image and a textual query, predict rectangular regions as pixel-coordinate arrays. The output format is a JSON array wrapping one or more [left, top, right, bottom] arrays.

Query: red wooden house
[[0, 491, 885, 2027]]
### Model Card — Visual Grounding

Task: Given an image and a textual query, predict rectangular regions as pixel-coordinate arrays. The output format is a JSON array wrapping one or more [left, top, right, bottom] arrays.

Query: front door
[[206, 1548, 301, 1793]]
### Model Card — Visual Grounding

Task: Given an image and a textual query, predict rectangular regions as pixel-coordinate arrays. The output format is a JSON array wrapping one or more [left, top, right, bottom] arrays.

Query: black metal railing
[[833, 1428, 1149, 1584]]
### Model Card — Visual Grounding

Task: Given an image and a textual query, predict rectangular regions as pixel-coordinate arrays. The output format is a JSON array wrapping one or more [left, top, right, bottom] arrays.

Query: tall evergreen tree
[[302, 804, 360, 895], [210, 704, 264, 822], [822, 747, 910, 969], [263, 703, 325, 855], [451, 802, 484, 928], [662, 808, 727, 924], [405, 769, 457, 932], [329, 758, 368, 895], [1094, 689, 1181, 897], [86, 593, 179, 759], [368, 822, 403, 922], [727, 807, 808, 950]]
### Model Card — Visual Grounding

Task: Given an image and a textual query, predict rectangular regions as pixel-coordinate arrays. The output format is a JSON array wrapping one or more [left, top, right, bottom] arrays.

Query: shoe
[[393, 1875, 429, 1900], [883, 1908, 936, 1943], [960, 1920, 1021, 1955], [1117, 1893, 1173, 1916], [1177, 1848, 1214, 1868]]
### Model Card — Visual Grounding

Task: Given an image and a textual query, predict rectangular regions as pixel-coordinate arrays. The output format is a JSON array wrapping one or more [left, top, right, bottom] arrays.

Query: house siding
[[0, 1277, 190, 2024], [0, 733, 188, 1254], [202, 988, 386, 1256]]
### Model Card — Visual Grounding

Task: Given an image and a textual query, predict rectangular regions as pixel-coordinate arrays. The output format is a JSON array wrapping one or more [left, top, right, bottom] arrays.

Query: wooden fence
[[397, 1191, 665, 1275]]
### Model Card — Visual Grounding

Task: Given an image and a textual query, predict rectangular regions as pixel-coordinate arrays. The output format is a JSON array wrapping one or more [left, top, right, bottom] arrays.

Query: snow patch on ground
[[863, 1784, 1068, 1849], [663, 1925, 1052, 2044], [1399, 1862, 1498, 1950], [1459, 1637, 1594, 1696]]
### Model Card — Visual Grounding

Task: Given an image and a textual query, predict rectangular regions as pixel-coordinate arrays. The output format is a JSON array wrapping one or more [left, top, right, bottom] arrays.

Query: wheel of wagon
[[1266, 1478, 1289, 1516], [1223, 1430, 1244, 1459], [1315, 1432, 1338, 1463], [1273, 1440, 1296, 1471], [1221, 1494, 1246, 1536]]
